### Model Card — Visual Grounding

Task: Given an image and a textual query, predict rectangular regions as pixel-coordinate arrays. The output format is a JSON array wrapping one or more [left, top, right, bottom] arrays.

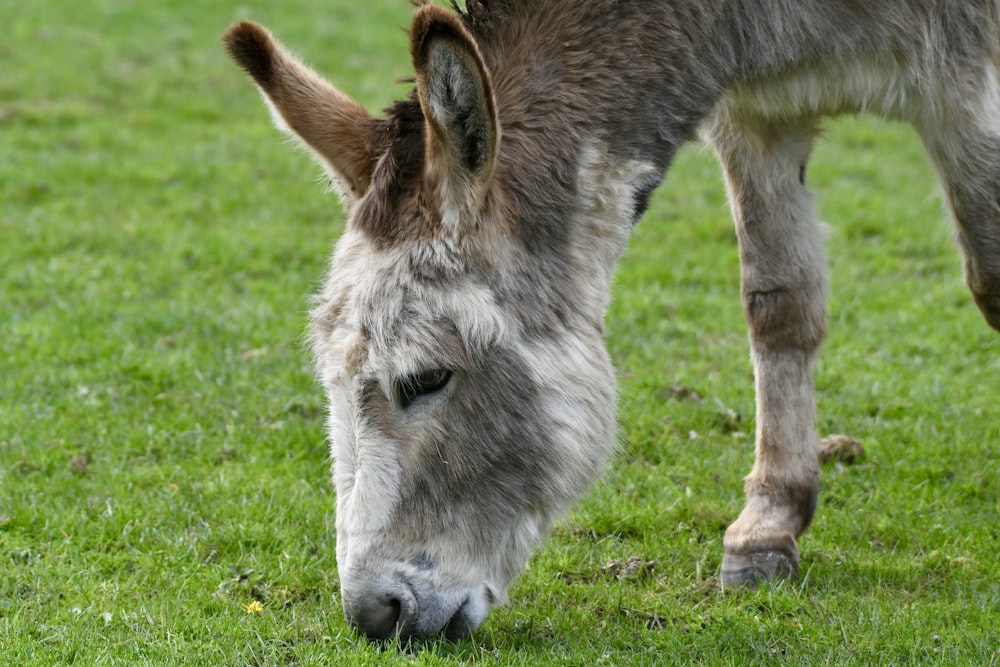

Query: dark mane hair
[[352, 94, 429, 246]]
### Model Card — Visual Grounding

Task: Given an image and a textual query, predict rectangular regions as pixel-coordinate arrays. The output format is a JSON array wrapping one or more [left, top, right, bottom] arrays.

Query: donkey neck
[[460, 1, 744, 324], [472, 1, 735, 179]]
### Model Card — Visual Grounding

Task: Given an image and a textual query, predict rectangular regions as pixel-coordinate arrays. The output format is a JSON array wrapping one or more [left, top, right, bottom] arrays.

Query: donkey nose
[[343, 580, 418, 641]]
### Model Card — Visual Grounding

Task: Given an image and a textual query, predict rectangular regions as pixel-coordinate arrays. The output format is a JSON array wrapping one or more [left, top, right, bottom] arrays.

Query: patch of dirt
[[819, 434, 864, 464], [602, 556, 657, 581], [665, 386, 704, 403]]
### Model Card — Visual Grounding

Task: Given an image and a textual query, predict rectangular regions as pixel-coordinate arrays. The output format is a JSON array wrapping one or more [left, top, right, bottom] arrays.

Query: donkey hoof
[[720, 549, 797, 588]]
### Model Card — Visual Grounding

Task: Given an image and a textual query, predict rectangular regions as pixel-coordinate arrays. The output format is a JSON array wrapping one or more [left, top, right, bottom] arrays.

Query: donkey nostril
[[348, 595, 401, 640], [345, 583, 416, 641]]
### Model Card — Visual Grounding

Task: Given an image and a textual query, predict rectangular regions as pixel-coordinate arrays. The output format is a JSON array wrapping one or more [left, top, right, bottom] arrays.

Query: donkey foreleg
[[707, 112, 826, 586]]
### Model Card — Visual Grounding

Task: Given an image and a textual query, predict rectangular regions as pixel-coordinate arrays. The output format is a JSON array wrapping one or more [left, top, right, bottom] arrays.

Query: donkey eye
[[397, 369, 453, 409]]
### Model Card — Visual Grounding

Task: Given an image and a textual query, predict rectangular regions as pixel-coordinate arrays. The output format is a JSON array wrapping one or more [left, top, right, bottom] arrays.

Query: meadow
[[1, 1, 998, 664]]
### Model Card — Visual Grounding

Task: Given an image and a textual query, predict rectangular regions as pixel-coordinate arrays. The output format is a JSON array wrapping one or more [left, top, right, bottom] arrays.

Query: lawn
[[1, 1, 998, 665]]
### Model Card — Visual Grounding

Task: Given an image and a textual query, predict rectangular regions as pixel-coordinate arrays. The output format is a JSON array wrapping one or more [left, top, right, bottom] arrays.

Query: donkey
[[224, 0, 1000, 641]]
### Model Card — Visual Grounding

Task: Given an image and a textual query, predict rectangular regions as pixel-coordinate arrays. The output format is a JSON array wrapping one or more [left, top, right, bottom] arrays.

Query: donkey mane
[[353, 95, 431, 247]]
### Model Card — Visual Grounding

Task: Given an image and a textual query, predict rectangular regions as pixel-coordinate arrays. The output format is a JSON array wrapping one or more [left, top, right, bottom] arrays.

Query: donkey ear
[[224, 21, 376, 207], [410, 6, 500, 208]]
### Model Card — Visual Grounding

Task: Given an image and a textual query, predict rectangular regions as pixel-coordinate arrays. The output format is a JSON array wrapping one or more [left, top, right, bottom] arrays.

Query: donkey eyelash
[[396, 369, 453, 409]]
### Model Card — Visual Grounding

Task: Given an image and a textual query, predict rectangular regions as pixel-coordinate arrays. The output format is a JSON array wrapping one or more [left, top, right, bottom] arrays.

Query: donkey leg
[[708, 113, 826, 587], [918, 91, 1000, 331]]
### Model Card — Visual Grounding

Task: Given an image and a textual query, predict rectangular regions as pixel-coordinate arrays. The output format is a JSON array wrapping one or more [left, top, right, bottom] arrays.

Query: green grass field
[[2, 2, 998, 664]]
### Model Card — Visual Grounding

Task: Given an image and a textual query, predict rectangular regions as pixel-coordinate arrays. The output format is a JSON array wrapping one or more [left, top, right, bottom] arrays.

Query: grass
[[1, 1, 998, 664]]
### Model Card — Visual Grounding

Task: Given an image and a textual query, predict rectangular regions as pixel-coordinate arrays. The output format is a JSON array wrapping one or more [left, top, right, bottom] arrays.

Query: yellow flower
[[244, 600, 264, 614]]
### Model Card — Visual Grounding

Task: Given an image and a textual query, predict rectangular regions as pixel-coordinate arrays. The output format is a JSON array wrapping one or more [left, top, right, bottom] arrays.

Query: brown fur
[[224, 21, 379, 198]]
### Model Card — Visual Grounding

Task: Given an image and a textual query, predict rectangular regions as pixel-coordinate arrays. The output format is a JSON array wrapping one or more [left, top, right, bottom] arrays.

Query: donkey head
[[225, 5, 619, 640]]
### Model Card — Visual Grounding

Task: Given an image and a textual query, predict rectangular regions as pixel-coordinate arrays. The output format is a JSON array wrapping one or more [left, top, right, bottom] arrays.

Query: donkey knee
[[744, 282, 826, 351], [970, 286, 1000, 331], [958, 227, 1000, 332], [955, 205, 1000, 331]]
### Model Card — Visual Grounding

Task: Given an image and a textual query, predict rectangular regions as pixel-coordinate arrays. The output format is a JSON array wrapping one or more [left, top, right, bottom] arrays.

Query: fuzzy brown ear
[[224, 21, 376, 207], [410, 5, 500, 210]]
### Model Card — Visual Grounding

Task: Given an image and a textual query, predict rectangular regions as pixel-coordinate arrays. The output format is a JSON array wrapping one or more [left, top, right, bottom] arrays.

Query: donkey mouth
[[442, 595, 481, 641], [409, 589, 489, 642]]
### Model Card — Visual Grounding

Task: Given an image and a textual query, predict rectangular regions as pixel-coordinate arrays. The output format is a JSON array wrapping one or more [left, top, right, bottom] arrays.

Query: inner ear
[[411, 6, 499, 194], [424, 40, 492, 175]]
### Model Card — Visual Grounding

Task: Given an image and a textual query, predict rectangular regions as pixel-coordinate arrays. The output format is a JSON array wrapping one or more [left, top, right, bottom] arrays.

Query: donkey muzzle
[[341, 573, 488, 641]]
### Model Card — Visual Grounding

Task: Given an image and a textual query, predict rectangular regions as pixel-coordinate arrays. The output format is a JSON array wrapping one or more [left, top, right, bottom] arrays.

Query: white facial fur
[[308, 139, 649, 635]]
